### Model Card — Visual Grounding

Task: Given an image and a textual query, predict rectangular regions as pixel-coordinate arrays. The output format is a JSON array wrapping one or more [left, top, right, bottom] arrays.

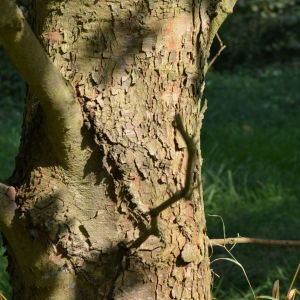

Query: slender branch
[[207, 33, 226, 71], [0, 0, 83, 166], [210, 237, 300, 247]]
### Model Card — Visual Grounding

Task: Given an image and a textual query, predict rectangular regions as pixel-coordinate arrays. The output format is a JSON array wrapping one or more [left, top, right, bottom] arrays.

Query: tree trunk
[[0, 0, 236, 299]]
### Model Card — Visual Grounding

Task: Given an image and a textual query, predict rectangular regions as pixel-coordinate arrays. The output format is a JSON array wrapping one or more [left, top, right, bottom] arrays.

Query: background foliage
[[0, 47, 24, 299], [212, 0, 300, 69], [203, 67, 300, 299], [205, 2, 300, 297], [0, 48, 25, 182]]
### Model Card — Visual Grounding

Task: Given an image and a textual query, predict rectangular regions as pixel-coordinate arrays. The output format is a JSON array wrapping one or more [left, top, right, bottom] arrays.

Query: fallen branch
[[210, 237, 300, 247]]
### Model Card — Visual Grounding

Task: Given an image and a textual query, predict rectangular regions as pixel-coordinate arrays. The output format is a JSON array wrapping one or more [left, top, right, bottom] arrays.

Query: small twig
[[210, 237, 300, 247], [150, 114, 197, 217], [207, 33, 226, 71]]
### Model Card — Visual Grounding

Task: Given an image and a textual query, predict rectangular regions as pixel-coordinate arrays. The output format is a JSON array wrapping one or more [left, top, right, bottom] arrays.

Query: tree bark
[[0, 0, 236, 299]]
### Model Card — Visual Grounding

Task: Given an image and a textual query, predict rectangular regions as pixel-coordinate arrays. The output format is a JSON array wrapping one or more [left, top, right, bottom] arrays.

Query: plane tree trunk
[[0, 0, 236, 299]]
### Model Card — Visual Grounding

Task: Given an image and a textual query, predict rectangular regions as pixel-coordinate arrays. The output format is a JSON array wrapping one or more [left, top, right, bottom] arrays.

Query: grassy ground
[[203, 65, 300, 299], [0, 47, 299, 298]]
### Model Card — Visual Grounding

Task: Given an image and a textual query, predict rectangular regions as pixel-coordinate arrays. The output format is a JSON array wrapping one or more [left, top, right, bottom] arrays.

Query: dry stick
[[210, 237, 300, 247], [207, 33, 226, 71]]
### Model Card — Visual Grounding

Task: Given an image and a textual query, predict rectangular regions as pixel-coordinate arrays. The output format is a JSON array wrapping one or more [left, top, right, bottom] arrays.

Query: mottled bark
[[0, 0, 236, 299]]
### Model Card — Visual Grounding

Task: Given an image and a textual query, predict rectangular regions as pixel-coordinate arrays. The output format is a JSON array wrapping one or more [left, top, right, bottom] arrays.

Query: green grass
[[203, 65, 300, 299]]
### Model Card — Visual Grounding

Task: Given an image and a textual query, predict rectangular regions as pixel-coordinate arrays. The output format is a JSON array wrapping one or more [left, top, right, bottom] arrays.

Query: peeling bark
[[0, 0, 236, 299]]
